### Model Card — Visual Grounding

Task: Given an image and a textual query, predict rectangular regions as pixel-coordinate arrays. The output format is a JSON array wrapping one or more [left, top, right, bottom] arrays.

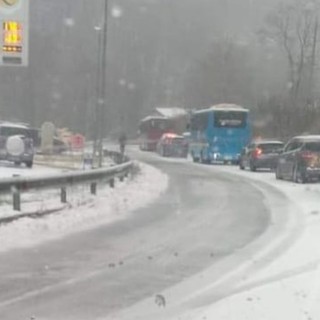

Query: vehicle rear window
[[214, 111, 247, 128], [0, 126, 31, 137], [172, 138, 184, 144], [304, 142, 320, 152], [258, 143, 284, 153]]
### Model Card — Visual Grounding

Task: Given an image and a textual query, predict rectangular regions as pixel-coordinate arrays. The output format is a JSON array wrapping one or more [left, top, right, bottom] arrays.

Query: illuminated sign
[[0, 0, 28, 66], [3, 21, 22, 46]]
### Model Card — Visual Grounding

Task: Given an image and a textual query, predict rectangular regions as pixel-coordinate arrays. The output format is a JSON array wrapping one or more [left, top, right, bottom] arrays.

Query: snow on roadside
[[179, 165, 320, 320], [0, 163, 168, 252], [0, 162, 64, 178]]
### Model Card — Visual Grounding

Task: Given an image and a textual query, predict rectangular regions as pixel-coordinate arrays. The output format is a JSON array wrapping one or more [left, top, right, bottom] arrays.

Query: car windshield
[[1, 1, 320, 320]]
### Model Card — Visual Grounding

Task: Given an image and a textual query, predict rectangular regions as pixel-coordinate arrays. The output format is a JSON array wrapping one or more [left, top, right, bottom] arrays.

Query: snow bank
[[0, 162, 63, 178], [0, 163, 168, 252]]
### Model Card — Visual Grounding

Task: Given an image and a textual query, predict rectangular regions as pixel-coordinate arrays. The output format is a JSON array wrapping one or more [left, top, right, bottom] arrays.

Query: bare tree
[[182, 36, 258, 109], [263, 0, 319, 105]]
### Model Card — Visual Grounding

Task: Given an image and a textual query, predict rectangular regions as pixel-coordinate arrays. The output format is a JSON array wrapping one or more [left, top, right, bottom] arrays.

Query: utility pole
[[92, 25, 102, 164], [97, 0, 109, 168]]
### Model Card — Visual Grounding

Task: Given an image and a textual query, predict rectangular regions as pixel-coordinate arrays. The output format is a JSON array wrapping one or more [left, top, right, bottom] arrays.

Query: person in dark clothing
[[119, 132, 127, 156]]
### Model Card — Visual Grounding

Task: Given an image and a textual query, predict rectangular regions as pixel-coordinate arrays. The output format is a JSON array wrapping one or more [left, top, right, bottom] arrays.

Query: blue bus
[[189, 104, 251, 164]]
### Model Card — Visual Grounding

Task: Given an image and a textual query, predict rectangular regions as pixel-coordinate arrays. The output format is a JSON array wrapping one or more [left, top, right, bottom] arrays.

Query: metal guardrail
[[0, 150, 133, 211]]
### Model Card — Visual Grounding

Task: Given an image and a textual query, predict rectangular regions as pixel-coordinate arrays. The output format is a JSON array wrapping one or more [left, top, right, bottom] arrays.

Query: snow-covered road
[[174, 165, 320, 320], [116, 151, 320, 320], [0, 162, 73, 220], [0, 150, 316, 320], [0, 150, 273, 320]]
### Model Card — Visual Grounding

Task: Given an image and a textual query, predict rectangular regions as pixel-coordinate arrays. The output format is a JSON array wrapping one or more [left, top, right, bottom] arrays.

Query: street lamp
[[93, 1, 123, 167], [94, 0, 109, 168], [92, 25, 102, 164]]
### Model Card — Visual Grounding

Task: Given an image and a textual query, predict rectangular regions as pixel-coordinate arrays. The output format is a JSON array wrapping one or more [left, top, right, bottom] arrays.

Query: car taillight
[[301, 151, 314, 160], [253, 148, 263, 158]]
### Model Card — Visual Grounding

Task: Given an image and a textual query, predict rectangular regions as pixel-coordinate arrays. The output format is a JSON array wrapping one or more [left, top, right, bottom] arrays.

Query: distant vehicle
[[138, 116, 172, 151], [239, 140, 284, 171], [156, 133, 188, 158], [276, 135, 320, 183], [0, 122, 34, 167], [189, 104, 251, 164]]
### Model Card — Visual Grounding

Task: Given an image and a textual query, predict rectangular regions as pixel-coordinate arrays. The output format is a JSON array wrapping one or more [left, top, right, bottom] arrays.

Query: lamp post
[[92, 25, 102, 164], [96, 0, 109, 168], [93, 1, 123, 167]]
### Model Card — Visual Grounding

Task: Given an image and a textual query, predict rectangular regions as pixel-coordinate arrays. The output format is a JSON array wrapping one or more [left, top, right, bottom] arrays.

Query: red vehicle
[[156, 133, 188, 158], [138, 116, 172, 151]]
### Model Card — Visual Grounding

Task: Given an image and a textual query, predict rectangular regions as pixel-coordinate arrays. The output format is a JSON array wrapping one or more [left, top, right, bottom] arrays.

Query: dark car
[[156, 133, 188, 158], [239, 140, 284, 171], [276, 135, 320, 183]]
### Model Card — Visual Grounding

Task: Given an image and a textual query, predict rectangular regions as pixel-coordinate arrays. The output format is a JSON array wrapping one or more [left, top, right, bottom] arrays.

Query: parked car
[[239, 140, 284, 171], [276, 135, 320, 183], [0, 122, 34, 167], [156, 133, 188, 158]]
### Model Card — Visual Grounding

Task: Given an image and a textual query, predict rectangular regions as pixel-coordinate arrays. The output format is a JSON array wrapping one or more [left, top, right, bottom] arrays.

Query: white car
[[0, 122, 34, 167]]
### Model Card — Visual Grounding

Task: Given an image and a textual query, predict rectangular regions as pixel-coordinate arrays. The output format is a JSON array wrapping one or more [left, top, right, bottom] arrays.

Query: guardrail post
[[119, 175, 124, 182], [109, 178, 115, 188], [61, 187, 67, 203], [13, 190, 21, 211], [90, 182, 97, 195]]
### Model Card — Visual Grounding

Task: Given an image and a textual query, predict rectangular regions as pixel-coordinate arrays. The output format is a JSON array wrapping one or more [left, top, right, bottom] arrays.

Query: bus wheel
[[201, 157, 210, 164], [192, 152, 199, 163], [200, 151, 209, 164]]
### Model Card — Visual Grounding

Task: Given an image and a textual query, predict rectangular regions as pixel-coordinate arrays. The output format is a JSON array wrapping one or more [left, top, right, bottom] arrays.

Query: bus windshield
[[214, 111, 247, 128]]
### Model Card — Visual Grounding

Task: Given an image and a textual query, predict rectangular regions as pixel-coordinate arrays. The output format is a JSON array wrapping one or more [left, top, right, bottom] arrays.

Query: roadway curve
[[0, 151, 294, 320]]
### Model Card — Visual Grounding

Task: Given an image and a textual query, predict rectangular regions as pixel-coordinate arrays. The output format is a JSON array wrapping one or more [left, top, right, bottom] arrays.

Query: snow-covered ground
[[0, 163, 168, 253], [0, 162, 70, 219], [176, 165, 320, 320], [0, 161, 64, 178], [0, 157, 116, 219]]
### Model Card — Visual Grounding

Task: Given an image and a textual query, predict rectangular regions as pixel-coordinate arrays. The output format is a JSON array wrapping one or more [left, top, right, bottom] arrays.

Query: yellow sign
[[3, 20, 22, 45], [0, 0, 28, 66]]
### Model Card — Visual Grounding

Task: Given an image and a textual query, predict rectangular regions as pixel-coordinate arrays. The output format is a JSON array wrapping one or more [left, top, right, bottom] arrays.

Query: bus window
[[191, 113, 209, 131], [214, 111, 247, 128]]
